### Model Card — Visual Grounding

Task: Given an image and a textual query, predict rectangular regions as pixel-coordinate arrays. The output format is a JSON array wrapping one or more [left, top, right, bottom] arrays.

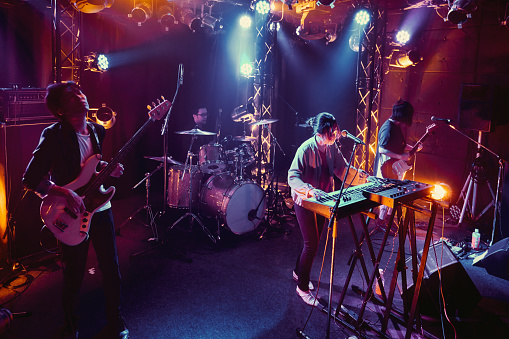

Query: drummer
[[191, 107, 214, 153]]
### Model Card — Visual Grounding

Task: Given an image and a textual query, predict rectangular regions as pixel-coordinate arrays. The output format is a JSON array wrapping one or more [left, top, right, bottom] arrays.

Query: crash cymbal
[[233, 136, 256, 142], [175, 128, 216, 136], [298, 123, 313, 128], [144, 156, 182, 165], [248, 118, 279, 126]]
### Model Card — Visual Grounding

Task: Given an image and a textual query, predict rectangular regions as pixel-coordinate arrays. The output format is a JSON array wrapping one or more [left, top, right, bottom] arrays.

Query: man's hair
[[391, 100, 414, 126], [45, 81, 81, 120], [193, 107, 207, 115], [313, 112, 338, 137]]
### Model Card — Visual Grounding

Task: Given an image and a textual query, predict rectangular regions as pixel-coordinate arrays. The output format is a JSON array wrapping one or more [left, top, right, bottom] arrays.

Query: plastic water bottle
[[471, 228, 481, 250]]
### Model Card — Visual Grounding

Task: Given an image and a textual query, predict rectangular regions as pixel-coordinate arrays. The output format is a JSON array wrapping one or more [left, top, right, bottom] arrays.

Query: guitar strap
[[88, 122, 102, 154]]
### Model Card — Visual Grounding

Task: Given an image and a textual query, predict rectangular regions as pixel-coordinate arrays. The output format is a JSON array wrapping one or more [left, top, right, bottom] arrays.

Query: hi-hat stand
[[169, 137, 216, 244]]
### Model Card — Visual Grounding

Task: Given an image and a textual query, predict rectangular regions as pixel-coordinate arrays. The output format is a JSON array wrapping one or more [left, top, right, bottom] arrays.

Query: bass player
[[22, 82, 129, 339]]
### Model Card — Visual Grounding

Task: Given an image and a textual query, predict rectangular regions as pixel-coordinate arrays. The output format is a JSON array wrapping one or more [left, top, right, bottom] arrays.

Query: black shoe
[[109, 316, 129, 339]]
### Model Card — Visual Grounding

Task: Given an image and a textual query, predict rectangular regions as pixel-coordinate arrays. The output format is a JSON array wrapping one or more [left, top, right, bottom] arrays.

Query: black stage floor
[[1, 191, 508, 339]]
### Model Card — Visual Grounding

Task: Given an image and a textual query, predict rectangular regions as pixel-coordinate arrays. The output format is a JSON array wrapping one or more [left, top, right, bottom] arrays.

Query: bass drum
[[200, 173, 266, 234]]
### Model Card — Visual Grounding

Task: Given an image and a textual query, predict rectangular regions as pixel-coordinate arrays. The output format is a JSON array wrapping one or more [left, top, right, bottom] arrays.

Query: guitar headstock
[[147, 96, 171, 121], [426, 123, 439, 133]]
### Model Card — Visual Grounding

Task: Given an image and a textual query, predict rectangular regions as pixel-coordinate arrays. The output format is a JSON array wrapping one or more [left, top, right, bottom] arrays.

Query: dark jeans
[[294, 203, 327, 292], [61, 208, 122, 325]]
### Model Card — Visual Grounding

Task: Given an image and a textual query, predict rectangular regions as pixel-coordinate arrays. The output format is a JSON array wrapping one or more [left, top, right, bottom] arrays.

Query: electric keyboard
[[361, 178, 433, 208]]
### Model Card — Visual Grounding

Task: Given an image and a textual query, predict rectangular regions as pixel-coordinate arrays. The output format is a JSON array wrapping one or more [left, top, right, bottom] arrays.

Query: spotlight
[[255, 0, 270, 15], [88, 103, 116, 129], [84, 53, 108, 72], [395, 30, 410, 45], [240, 63, 254, 77], [130, 1, 152, 26], [239, 14, 252, 29], [317, 0, 334, 6], [447, 0, 477, 26], [180, 8, 201, 31], [431, 183, 450, 201], [296, 23, 326, 40], [202, 14, 223, 32], [354, 9, 370, 26], [158, 3, 177, 32], [71, 0, 114, 14], [269, 21, 280, 32], [389, 49, 421, 68]]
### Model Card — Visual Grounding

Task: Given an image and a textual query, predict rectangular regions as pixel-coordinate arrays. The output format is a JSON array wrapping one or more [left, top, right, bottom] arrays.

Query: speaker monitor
[[1, 121, 58, 261], [473, 237, 509, 281], [404, 241, 481, 318], [458, 84, 493, 132]]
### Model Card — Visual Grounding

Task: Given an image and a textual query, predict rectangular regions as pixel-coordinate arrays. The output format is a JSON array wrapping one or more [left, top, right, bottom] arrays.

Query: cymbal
[[144, 156, 182, 165], [234, 136, 256, 142], [175, 128, 216, 136], [249, 118, 279, 126]]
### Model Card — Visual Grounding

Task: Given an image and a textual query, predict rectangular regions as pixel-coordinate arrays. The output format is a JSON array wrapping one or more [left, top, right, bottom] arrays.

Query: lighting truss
[[51, 0, 83, 84], [353, 4, 387, 174], [252, 8, 275, 186]]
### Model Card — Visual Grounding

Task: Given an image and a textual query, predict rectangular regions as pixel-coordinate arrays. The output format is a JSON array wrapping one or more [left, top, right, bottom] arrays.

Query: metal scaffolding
[[353, 3, 387, 174], [51, 0, 83, 84]]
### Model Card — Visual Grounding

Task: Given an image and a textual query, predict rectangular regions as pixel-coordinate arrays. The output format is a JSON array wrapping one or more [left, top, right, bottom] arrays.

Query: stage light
[[180, 7, 201, 31], [84, 53, 109, 72], [240, 62, 253, 77], [389, 49, 421, 68], [317, 0, 334, 6], [158, 3, 177, 32], [255, 1, 270, 15], [447, 0, 477, 27], [395, 30, 410, 45], [88, 103, 117, 129], [202, 14, 223, 32], [71, 0, 114, 14], [130, 2, 152, 26], [354, 9, 370, 26], [239, 14, 252, 29], [431, 183, 451, 202], [269, 21, 280, 32], [296, 23, 326, 40], [348, 32, 365, 52]]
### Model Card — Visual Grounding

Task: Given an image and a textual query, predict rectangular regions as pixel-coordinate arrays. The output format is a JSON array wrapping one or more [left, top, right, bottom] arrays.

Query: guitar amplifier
[[0, 88, 54, 124]]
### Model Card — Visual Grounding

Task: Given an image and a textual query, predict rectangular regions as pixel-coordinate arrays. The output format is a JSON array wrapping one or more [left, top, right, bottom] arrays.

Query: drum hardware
[[169, 136, 217, 244], [248, 118, 279, 126], [256, 124, 291, 239], [118, 163, 162, 245]]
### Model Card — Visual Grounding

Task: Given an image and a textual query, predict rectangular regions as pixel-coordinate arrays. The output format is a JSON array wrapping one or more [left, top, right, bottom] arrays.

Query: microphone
[[179, 63, 184, 85], [341, 130, 365, 145], [431, 116, 452, 124]]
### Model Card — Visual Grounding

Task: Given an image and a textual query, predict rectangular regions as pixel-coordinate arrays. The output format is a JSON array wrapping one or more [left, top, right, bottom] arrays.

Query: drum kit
[[152, 119, 279, 238]]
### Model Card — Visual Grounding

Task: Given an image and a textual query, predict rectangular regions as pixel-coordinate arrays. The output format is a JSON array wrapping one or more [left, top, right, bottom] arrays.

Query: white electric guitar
[[380, 123, 438, 180], [40, 98, 171, 246]]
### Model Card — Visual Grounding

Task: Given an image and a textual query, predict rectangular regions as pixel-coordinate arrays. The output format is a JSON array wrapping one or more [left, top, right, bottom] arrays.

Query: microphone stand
[[445, 124, 508, 245], [161, 66, 183, 214], [325, 141, 359, 339]]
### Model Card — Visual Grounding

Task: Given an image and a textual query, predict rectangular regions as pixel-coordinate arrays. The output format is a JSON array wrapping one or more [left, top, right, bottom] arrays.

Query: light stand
[[445, 124, 508, 245], [169, 137, 216, 244]]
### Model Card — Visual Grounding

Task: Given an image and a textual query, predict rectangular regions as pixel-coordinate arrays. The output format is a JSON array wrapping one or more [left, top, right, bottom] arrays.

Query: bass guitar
[[40, 98, 171, 246], [380, 123, 438, 180]]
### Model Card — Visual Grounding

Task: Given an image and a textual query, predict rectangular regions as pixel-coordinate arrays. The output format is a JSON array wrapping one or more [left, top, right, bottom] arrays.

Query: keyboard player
[[288, 112, 368, 306]]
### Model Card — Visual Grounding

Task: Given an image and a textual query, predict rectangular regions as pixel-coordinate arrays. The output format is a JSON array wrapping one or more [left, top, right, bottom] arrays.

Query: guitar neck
[[408, 131, 430, 156], [85, 118, 155, 196]]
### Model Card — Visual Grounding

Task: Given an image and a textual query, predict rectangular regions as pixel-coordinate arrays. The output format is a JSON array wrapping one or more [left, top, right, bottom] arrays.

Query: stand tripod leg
[[170, 213, 216, 244]]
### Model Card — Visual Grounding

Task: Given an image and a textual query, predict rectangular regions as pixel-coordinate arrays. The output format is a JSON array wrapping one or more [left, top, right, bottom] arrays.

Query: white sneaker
[[293, 271, 315, 290], [296, 286, 319, 306]]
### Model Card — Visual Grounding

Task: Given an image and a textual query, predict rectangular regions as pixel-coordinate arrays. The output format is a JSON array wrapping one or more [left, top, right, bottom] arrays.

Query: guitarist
[[374, 100, 422, 223], [22, 82, 129, 339]]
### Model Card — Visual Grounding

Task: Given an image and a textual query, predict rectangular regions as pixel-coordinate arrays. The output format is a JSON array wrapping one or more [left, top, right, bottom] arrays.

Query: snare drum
[[200, 173, 266, 234], [167, 165, 202, 209], [238, 143, 256, 167], [198, 144, 225, 173]]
